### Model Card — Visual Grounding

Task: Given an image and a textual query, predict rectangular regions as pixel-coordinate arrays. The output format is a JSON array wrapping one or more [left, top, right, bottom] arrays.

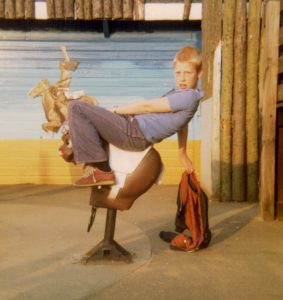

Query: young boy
[[67, 46, 203, 186]]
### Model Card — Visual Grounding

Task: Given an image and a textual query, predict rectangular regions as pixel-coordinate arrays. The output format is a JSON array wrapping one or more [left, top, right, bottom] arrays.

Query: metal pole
[[104, 208, 117, 243]]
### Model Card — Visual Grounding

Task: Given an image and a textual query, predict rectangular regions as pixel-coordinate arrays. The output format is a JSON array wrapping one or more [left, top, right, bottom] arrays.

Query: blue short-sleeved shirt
[[135, 88, 204, 144]]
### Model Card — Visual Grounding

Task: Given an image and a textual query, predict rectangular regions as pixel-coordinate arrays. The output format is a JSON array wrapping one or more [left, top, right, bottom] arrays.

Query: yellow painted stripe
[[0, 139, 200, 185]]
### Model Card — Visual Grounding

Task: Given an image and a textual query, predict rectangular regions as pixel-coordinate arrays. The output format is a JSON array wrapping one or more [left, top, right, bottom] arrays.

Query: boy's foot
[[74, 166, 116, 187]]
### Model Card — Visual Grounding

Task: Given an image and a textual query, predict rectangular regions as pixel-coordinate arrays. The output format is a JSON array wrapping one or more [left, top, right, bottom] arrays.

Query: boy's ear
[[198, 69, 203, 79]]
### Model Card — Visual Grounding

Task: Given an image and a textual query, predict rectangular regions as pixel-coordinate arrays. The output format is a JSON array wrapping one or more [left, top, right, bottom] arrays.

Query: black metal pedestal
[[82, 208, 132, 264]]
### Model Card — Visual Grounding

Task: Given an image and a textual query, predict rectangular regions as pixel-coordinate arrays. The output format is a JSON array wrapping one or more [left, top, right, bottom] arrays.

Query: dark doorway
[[276, 107, 283, 219]]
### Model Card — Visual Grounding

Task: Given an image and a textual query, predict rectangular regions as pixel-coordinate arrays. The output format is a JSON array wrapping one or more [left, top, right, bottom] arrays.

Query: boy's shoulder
[[163, 88, 204, 99]]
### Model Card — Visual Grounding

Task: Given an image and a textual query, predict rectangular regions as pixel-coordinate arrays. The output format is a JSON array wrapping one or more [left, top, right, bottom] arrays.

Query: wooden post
[[55, 0, 64, 18], [220, 0, 236, 202], [112, 0, 123, 19], [201, 0, 222, 200], [246, 0, 262, 202], [183, 0, 191, 20], [92, 0, 103, 18], [201, 0, 222, 100], [211, 42, 222, 201], [0, 0, 4, 18], [232, 0, 247, 202], [133, 0, 144, 20], [123, 0, 133, 19], [5, 0, 15, 19], [103, 0, 112, 18], [46, 0, 55, 18], [25, 0, 34, 18], [64, 0, 74, 19], [259, 0, 280, 220], [201, 0, 209, 95], [15, 0, 24, 18], [75, 0, 84, 19], [84, 0, 92, 20]]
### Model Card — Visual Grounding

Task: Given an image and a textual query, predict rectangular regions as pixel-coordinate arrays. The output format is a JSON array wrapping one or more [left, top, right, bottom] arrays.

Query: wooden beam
[[201, 0, 222, 100], [0, 0, 4, 18], [133, 0, 145, 20], [259, 0, 280, 220], [123, 0, 133, 19], [5, 0, 16, 19], [25, 0, 34, 18], [211, 42, 222, 201], [246, 0, 262, 202], [84, 0, 92, 20], [232, 0, 247, 202], [103, 0, 112, 18], [75, 0, 84, 19], [220, 0, 236, 202], [46, 0, 55, 18], [15, 0, 25, 19], [64, 0, 74, 19], [92, 0, 103, 19], [112, 0, 123, 19], [201, 0, 209, 95], [183, 0, 191, 20], [54, 0, 64, 18]]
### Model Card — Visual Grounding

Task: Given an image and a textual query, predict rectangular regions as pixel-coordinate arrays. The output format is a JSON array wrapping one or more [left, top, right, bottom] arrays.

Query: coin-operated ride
[[82, 145, 163, 264]]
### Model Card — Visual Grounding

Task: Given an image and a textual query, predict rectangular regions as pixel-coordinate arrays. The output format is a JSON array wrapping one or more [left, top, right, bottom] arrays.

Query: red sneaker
[[74, 166, 116, 187]]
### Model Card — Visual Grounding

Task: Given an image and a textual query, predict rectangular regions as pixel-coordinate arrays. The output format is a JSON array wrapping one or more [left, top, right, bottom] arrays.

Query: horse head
[[27, 79, 52, 99]]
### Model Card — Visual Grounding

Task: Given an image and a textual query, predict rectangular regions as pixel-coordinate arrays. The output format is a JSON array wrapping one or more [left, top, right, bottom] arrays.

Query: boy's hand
[[179, 152, 194, 174]]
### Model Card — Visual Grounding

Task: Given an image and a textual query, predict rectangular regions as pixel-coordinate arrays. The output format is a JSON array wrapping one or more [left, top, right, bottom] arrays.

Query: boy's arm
[[111, 97, 171, 115], [177, 125, 194, 174]]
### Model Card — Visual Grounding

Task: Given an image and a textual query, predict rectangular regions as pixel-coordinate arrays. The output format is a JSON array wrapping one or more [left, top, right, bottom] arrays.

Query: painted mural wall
[[0, 30, 202, 184]]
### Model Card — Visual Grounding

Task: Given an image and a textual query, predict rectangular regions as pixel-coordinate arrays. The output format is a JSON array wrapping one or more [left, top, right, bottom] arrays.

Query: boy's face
[[173, 62, 201, 90]]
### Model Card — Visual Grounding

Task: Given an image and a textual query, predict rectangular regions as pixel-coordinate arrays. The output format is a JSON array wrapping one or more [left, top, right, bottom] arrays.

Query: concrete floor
[[1, 184, 283, 300]]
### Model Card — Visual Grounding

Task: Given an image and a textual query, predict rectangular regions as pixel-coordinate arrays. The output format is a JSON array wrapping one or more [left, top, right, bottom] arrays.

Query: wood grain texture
[[123, 0, 133, 19], [5, 0, 15, 19], [0, 0, 4, 18], [64, 0, 75, 19], [232, 0, 247, 202], [220, 0, 236, 202], [46, 0, 55, 18], [112, 0, 123, 19], [103, 0, 112, 18], [25, 0, 34, 18], [133, 0, 144, 20], [259, 0, 280, 220], [246, 0, 262, 202], [15, 0, 24, 19], [92, 0, 103, 18], [75, 0, 84, 19], [54, 0, 64, 18], [183, 0, 191, 20], [84, 0, 92, 20]]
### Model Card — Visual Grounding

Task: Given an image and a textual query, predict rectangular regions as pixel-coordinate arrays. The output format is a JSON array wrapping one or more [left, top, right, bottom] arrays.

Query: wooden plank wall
[[0, 32, 201, 185], [0, 0, 194, 20]]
